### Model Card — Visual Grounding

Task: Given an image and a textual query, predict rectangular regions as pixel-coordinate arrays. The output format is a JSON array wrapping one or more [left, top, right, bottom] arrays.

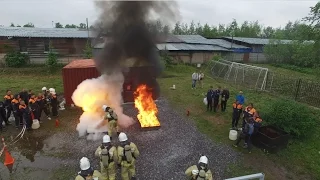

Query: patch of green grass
[[50, 166, 76, 180], [225, 163, 258, 179], [0, 67, 63, 95], [158, 64, 320, 179], [250, 63, 320, 81]]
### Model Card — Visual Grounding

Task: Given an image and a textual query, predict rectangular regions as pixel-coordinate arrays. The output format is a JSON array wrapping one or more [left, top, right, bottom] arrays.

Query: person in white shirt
[[198, 71, 204, 88], [192, 72, 199, 89]]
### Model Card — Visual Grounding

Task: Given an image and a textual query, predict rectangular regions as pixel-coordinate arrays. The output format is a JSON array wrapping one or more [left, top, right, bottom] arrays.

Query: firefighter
[[0, 101, 6, 132], [117, 132, 139, 180], [36, 93, 51, 122], [28, 90, 33, 100], [12, 94, 21, 129], [20, 88, 29, 106], [102, 105, 119, 139], [75, 157, 102, 180], [220, 87, 230, 112], [95, 135, 117, 180], [242, 103, 256, 129], [234, 118, 254, 153], [231, 100, 243, 130], [42, 87, 51, 118], [50, 90, 58, 117], [19, 100, 32, 130], [213, 86, 221, 112], [3, 90, 13, 125], [29, 94, 39, 121], [185, 155, 213, 180], [252, 111, 263, 133]]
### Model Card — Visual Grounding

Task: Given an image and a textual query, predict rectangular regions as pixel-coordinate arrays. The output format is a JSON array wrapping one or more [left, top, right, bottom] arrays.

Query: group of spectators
[[204, 84, 263, 153], [0, 87, 59, 132], [191, 71, 205, 89]]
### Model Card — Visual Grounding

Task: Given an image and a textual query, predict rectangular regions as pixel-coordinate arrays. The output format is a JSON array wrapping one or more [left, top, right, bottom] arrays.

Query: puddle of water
[[0, 130, 75, 180]]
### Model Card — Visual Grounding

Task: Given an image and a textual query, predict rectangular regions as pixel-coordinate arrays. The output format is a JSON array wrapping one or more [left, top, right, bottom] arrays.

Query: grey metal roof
[[223, 36, 314, 45], [0, 27, 95, 38], [156, 43, 231, 51], [175, 35, 208, 44], [206, 39, 250, 49]]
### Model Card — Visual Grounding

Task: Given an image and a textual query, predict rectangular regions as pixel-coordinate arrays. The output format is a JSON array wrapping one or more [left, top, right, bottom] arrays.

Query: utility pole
[[86, 18, 89, 39]]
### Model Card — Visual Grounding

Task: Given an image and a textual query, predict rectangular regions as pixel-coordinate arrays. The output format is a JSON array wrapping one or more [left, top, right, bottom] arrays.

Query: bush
[[83, 42, 93, 59], [4, 51, 29, 67], [46, 43, 58, 69], [261, 99, 317, 138]]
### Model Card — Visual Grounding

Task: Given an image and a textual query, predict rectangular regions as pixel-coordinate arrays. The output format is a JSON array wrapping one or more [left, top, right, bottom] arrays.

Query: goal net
[[209, 60, 269, 90]]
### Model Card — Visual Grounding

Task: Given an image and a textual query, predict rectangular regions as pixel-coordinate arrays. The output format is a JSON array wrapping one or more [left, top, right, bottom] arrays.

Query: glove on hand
[[192, 170, 199, 175]]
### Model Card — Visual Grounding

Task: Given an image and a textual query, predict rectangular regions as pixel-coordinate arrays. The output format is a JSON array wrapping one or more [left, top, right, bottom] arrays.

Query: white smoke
[[72, 72, 135, 140]]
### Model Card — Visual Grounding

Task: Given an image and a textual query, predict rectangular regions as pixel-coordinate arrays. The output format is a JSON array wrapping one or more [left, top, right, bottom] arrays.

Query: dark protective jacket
[[221, 89, 230, 101]]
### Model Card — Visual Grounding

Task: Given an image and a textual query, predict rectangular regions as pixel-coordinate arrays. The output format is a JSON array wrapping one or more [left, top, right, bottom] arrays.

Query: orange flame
[[134, 84, 160, 127]]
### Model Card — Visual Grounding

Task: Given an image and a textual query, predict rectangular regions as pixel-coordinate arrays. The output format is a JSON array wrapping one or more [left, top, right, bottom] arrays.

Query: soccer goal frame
[[224, 62, 268, 90], [209, 60, 269, 91]]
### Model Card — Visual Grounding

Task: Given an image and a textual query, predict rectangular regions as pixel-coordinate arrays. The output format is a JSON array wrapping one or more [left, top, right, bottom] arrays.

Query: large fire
[[134, 84, 160, 128]]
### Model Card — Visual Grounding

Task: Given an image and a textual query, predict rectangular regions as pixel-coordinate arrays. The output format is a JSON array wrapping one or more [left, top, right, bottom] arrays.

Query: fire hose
[[0, 111, 32, 157]]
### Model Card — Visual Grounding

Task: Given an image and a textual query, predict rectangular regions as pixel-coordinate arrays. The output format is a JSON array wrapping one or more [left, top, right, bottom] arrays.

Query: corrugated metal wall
[[62, 65, 161, 106], [62, 67, 100, 105]]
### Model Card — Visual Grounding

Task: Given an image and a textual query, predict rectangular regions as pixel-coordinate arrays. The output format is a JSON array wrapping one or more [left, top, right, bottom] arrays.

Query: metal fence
[[207, 60, 320, 108], [265, 72, 320, 108]]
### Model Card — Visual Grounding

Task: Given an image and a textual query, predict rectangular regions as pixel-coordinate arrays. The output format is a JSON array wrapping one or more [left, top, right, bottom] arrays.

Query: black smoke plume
[[93, 1, 178, 99]]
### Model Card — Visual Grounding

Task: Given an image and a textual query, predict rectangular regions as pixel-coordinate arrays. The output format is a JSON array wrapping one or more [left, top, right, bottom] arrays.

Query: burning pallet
[[134, 84, 161, 131], [140, 124, 161, 131]]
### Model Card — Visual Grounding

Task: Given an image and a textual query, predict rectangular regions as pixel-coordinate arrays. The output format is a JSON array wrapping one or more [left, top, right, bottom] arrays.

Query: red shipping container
[[62, 59, 160, 106], [62, 59, 100, 105]]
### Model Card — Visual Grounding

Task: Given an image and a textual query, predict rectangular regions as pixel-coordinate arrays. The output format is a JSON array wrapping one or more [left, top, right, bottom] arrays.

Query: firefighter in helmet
[[102, 105, 119, 139], [117, 132, 140, 180], [95, 135, 117, 180], [75, 157, 102, 180], [185, 155, 213, 180]]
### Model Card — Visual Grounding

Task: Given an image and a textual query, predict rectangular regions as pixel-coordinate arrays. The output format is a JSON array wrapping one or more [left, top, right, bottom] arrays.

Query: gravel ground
[[0, 97, 240, 180]]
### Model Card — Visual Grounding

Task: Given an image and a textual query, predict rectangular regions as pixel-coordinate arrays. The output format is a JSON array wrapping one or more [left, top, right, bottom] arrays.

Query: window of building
[[19, 40, 27, 52], [44, 40, 50, 52]]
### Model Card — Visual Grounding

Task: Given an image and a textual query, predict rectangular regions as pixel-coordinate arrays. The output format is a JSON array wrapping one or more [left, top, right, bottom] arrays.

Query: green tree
[[181, 23, 189, 34], [79, 23, 87, 29], [65, 24, 78, 28], [162, 25, 170, 34], [155, 20, 163, 33], [189, 21, 195, 35], [83, 41, 93, 59], [17, 25, 21, 27], [55, 22, 63, 28], [195, 22, 203, 35], [172, 22, 183, 35], [46, 42, 58, 68], [202, 23, 212, 38], [23, 22, 34, 27], [262, 26, 275, 38], [10, 23, 15, 27]]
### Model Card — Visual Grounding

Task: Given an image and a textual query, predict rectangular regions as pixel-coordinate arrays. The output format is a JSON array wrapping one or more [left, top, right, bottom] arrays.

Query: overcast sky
[[0, 0, 317, 28]]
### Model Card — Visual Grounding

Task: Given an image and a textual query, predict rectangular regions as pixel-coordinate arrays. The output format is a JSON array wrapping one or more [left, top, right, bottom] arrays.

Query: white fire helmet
[[42, 87, 47, 91], [49, 88, 55, 93], [118, 132, 128, 142], [199, 156, 208, 164], [103, 135, 111, 143], [102, 105, 108, 111], [80, 157, 90, 170]]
